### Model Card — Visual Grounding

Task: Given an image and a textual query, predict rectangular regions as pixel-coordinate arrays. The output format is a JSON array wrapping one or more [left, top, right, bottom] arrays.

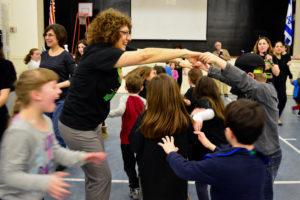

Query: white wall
[[0, 0, 44, 76]]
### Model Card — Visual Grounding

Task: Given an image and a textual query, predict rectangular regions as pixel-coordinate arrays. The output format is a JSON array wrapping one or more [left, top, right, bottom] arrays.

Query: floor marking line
[[63, 178, 300, 184], [281, 138, 297, 141], [279, 136, 300, 154]]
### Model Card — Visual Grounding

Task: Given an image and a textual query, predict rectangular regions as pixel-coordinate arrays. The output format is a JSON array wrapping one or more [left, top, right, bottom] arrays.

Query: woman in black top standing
[[0, 41, 16, 139], [273, 41, 293, 125], [253, 36, 280, 83], [39, 24, 76, 148], [58, 8, 201, 200]]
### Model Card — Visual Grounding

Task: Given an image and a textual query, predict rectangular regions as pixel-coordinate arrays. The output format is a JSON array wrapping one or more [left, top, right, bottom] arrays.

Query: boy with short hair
[[183, 68, 203, 113], [158, 99, 268, 200], [108, 74, 146, 199]]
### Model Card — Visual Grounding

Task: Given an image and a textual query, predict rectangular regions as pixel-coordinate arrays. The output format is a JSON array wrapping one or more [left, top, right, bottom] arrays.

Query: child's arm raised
[[108, 95, 128, 118]]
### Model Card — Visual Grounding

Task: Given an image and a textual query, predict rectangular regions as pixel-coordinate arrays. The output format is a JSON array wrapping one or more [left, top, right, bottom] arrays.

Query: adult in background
[[39, 24, 76, 148], [58, 8, 201, 200], [212, 41, 231, 98], [273, 41, 293, 125], [253, 36, 280, 83], [0, 41, 16, 139]]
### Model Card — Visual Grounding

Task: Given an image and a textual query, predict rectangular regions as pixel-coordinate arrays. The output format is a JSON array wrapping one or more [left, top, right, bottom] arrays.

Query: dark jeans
[[275, 86, 287, 117], [264, 149, 282, 200], [45, 100, 66, 147], [121, 144, 139, 189], [195, 182, 209, 200]]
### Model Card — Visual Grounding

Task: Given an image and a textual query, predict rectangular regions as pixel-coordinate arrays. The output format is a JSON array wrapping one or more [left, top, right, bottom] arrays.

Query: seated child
[[183, 68, 203, 113], [158, 99, 268, 200], [291, 77, 300, 116], [108, 74, 146, 199]]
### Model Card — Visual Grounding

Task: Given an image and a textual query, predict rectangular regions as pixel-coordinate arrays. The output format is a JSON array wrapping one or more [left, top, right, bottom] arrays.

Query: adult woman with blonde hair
[[129, 74, 196, 200], [58, 8, 200, 200], [253, 36, 280, 82]]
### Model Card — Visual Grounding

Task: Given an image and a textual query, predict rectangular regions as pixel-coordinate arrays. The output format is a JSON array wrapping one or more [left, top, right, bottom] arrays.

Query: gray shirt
[[208, 63, 280, 155], [0, 115, 87, 200]]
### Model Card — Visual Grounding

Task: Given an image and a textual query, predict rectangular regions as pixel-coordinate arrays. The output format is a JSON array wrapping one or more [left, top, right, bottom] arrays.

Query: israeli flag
[[284, 0, 293, 46]]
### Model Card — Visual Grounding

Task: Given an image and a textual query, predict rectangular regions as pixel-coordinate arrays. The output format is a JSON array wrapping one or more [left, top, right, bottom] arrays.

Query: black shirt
[[0, 58, 16, 136], [273, 54, 293, 88], [60, 44, 124, 130], [191, 98, 227, 160], [40, 50, 76, 100], [184, 87, 196, 114]]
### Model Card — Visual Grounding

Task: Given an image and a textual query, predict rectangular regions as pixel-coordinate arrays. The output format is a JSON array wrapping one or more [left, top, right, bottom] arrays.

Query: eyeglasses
[[43, 33, 56, 37], [120, 30, 131, 36]]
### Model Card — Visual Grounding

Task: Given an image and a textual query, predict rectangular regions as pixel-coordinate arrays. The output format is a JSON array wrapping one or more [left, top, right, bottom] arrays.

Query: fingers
[[54, 172, 70, 178]]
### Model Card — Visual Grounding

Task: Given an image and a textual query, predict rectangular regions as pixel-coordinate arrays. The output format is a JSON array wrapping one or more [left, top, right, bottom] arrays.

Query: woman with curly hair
[[252, 36, 280, 83], [58, 8, 201, 200]]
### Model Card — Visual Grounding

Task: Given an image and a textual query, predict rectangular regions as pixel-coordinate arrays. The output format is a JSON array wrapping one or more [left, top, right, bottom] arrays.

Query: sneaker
[[129, 188, 141, 200]]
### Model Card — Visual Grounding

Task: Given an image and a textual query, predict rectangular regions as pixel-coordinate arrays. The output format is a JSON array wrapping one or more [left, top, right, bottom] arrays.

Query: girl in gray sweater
[[0, 68, 107, 200]]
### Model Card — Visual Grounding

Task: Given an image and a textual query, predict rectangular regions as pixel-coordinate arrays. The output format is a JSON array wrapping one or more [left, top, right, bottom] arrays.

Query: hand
[[290, 79, 294, 83], [287, 61, 292, 66], [186, 51, 202, 67], [184, 99, 191, 106], [179, 60, 193, 69], [48, 172, 71, 200], [194, 131, 216, 151], [199, 63, 210, 72], [84, 152, 107, 165], [198, 52, 219, 66], [158, 136, 179, 154], [193, 120, 203, 132], [265, 54, 272, 61]]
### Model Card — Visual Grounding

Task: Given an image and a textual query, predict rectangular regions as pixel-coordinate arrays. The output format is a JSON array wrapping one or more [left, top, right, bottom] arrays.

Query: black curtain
[[44, 0, 293, 56]]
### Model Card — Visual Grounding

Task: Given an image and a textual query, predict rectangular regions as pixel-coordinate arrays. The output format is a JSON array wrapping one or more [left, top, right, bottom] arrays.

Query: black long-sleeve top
[[273, 54, 293, 88]]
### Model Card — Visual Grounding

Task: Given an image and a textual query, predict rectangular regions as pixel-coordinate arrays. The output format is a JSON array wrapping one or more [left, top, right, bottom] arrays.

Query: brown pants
[[58, 121, 111, 200]]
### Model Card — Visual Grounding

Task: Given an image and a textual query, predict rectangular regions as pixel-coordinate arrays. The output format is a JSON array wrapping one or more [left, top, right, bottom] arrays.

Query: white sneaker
[[129, 188, 141, 200]]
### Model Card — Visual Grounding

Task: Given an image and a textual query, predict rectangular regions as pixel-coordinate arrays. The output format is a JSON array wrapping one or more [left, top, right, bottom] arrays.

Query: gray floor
[[45, 94, 300, 200]]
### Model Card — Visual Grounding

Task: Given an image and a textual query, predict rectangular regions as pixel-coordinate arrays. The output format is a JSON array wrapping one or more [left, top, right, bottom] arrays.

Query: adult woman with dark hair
[[58, 8, 200, 200], [40, 24, 76, 148], [253, 36, 280, 83], [0, 41, 16, 139], [74, 39, 87, 64], [273, 41, 293, 125], [129, 74, 196, 200]]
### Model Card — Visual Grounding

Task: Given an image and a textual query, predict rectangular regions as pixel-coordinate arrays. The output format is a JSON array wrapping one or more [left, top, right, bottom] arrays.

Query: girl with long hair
[[129, 74, 196, 200], [24, 48, 41, 69], [74, 39, 87, 64], [0, 68, 106, 200], [191, 76, 228, 200]]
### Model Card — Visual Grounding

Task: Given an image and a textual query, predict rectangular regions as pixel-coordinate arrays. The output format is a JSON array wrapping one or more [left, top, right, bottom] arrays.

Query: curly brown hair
[[253, 36, 273, 55], [87, 8, 132, 46]]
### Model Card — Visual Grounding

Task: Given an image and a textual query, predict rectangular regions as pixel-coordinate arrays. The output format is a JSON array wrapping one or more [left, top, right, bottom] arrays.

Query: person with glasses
[[58, 8, 202, 200], [40, 24, 76, 150]]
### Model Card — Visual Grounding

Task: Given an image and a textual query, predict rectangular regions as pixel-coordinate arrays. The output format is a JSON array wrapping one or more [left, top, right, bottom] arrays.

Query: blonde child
[[0, 68, 106, 200]]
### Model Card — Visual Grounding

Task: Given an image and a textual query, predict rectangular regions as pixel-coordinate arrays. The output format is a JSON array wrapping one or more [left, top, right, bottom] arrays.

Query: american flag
[[49, 0, 56, 25]]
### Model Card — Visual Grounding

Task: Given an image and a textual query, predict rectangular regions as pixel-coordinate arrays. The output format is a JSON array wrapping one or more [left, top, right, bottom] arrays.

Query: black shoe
[[55, 164, 67, 171]]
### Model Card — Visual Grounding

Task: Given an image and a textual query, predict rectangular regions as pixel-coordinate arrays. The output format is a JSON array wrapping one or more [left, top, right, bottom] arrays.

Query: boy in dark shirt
[[158, 99, 268, 200]]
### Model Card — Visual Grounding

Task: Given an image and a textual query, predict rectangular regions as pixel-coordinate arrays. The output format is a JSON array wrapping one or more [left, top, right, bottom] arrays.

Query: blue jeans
[[195, 182, 209, 200], [264, 149, 282, 200], [45, 100, 66, 148]]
